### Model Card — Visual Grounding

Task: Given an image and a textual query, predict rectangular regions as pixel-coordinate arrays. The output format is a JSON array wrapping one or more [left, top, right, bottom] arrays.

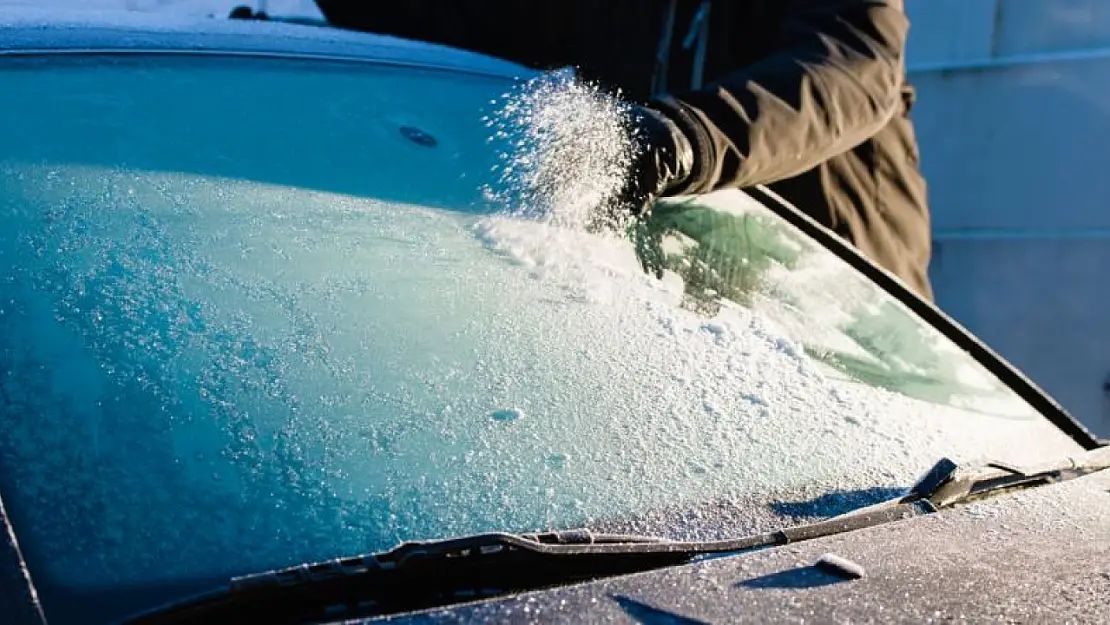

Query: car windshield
[[0, 51, 1085, 624]]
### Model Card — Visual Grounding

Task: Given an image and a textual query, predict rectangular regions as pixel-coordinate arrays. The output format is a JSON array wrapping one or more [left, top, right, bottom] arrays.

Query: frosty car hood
[[370, 467, 1110, 623]]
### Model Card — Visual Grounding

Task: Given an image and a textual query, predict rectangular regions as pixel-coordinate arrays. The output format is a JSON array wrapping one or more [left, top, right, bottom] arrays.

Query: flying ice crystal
[[482, 67, 644, 233]]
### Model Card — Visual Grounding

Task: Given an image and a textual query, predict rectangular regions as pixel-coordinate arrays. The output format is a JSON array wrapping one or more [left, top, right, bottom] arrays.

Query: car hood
[[365, 467, 1110, 623]]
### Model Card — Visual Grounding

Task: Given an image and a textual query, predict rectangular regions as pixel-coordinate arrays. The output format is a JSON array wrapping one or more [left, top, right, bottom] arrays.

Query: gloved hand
[[614, 102, 696, 219]]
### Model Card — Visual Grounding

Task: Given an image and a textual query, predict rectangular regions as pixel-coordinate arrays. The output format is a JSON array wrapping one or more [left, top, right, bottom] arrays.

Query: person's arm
[[655, 0, 910, 195]]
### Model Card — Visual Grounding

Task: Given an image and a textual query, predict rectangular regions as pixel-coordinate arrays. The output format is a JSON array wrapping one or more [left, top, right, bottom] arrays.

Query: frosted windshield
[[0, 54, 1081, 623]]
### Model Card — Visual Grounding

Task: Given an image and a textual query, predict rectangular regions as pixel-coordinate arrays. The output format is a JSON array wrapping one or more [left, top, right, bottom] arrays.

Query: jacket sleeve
[[656, 0, 910, 195]]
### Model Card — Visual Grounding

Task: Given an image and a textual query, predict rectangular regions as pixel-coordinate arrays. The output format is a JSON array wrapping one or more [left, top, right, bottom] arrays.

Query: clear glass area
[[0, 55, 1082, 624]]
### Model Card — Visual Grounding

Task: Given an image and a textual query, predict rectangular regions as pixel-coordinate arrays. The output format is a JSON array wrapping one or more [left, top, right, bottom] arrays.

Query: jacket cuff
[[649, 94, 717, 196]]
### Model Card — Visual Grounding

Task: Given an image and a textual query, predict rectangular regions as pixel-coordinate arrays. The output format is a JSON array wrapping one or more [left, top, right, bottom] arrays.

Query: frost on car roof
[[0, 5, 532, 78]]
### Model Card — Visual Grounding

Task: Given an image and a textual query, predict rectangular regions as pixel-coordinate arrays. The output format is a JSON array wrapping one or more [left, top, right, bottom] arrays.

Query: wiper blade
[[904, 445, 1110, 509], [123, 504, 929, 625]]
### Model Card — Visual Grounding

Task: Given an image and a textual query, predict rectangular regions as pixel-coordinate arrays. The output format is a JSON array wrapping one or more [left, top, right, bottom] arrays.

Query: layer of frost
[[0, 169, 1081, 588], [0, 53, 1085, 599]]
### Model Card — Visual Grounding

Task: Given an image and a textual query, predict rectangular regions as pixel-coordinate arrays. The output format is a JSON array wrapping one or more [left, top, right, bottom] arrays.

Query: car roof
[[0, 7, 533, 79]]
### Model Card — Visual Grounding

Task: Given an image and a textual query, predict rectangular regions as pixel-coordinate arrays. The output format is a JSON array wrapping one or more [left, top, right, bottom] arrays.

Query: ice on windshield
[[635, 194, 1033, 417], [0, 54, 1084, 617]]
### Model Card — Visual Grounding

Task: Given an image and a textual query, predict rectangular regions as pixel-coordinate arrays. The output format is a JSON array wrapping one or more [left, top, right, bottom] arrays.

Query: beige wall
[[907, 0, 1110, 67], [906, 0, 1110, 436]]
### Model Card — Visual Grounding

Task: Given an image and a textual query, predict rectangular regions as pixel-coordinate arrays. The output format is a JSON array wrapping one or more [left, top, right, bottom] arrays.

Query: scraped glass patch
[[400, 125, 438, 147], [490, 408, 523, 422]]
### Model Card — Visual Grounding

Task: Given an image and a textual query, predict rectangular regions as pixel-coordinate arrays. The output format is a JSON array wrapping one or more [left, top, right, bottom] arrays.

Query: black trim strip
[[744, 184, 1104, 451]]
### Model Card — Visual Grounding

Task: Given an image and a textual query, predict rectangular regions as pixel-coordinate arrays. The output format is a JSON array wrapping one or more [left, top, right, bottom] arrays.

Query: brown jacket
[[318, 0, 934, 300]]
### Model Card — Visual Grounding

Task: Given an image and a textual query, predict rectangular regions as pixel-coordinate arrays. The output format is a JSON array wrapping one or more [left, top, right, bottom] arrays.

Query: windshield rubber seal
[[0, 490, 46, 625], [744, 184, 1105, 451]]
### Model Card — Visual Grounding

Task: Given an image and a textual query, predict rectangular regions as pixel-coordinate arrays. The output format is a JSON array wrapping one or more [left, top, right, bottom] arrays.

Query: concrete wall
[[907, 0, 1110, 64], [905, 0, 1110, 436]]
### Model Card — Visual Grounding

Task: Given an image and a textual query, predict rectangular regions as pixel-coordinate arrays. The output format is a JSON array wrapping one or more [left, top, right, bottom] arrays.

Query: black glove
[[615, 102, 696, 219]]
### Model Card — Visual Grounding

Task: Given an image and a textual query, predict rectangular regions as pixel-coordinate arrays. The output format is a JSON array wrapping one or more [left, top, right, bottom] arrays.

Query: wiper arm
[[123, 504, 929, 625], [126, 450, 1110, 625]]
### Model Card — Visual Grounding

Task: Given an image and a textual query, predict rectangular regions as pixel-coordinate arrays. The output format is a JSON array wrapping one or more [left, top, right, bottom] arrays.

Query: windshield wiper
[[902, 445, 1110, 510], [124, 447, 1110, 625], [122, 502, 929, 625]]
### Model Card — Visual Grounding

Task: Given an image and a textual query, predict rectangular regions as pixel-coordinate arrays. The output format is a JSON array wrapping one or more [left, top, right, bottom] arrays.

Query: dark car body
[[0, 9, 1107, 625]]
